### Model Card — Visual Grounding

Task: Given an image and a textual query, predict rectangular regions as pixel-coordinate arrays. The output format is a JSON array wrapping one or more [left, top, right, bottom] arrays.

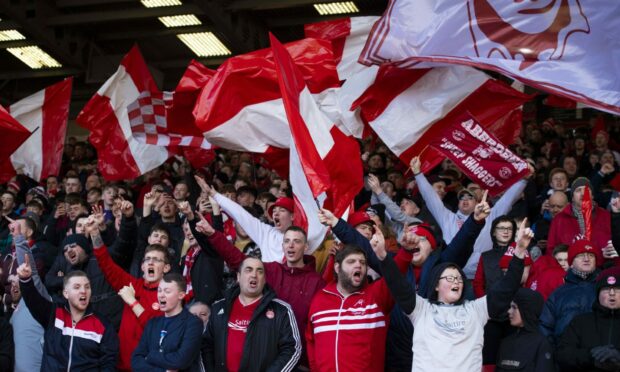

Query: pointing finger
[[481, 190, 488, 204]]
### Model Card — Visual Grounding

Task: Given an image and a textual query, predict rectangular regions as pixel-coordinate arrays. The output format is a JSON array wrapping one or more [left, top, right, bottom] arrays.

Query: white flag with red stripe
[[2, 79, 72, 182], [360, 0, 620, 114], [77, 46, 170, 181], [304, 16, 379, 81], [351, 65, 533, 171], [129, 60, 214, 149], [271, 34, 364, 244]]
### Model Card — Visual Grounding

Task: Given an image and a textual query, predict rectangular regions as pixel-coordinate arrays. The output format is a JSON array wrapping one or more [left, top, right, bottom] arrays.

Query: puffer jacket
[[556, 296, 620, 371], [540, 268, 599, 345]]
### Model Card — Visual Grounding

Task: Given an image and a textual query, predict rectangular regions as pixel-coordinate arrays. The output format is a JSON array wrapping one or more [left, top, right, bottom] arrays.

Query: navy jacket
[[540, 269, 599, 346], [132, 308, 204, 372], [19, 278, 118, 371]]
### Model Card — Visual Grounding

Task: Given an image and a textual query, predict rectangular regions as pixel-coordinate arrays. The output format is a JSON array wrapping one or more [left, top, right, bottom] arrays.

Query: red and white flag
[[271, 34, 364, 246], [0, 106, 32, 183], [429, 112, 530, 196], [77, 46, 170, 181], [360, 0, 620, 114], [1, 79, 72, 182], [351, 65, 533, 171], [129, 60, 214, 149], [304, 16, 379, 81]]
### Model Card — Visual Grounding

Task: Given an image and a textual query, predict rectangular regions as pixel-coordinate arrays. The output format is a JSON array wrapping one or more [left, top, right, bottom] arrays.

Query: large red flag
[[77, 46, 169, 181], [0, 105, 32, 183]]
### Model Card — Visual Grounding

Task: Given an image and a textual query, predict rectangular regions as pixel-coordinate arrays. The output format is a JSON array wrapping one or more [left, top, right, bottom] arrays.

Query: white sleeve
[[472, 297, 490, 325], [489, 180, 527, 218], [415, 173, 456, 234], [409, 294, 429, 324], [213, 193, 283, 262]]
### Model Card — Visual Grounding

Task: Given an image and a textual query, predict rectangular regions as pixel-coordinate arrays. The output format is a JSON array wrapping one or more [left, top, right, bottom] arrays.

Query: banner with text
[[430, 112, 529, 196]]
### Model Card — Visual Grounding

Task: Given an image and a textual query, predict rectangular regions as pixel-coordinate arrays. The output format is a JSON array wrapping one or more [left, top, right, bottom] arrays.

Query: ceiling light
[[177, 32, 231, 57], [0, 29, 26, 41], [159, 14, 201, 28], [141, 0, 182, 8], [7, 46, 62, 69], [314, 2, 360, 15]]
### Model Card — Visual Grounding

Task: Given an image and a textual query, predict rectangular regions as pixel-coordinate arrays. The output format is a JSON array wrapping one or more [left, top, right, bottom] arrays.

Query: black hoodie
[[496, 288, 556, 371]]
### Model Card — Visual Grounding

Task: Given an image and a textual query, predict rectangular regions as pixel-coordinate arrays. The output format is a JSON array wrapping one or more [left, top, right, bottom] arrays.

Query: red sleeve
[[473, 256, 486, 298], [93, 246, 139, 291], [136, 305, 161, 328], [371, 249, 414, 312], [321, 255, 335, 283], [207, 231, 246, 271]]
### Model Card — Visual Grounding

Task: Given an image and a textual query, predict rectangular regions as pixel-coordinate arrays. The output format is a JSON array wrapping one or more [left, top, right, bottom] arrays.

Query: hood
[[278, 254, 318, 274], [424, 262, 466, 305], [489, 216, 516, 247], [512, 288, 544, 332]]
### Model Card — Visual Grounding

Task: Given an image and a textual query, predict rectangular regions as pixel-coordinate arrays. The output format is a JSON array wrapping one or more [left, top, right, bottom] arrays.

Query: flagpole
[[404, 144, 429, 176]]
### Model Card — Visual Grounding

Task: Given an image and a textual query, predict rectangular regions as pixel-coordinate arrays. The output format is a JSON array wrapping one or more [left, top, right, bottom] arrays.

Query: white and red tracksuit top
[[306, 249, 413, 372]]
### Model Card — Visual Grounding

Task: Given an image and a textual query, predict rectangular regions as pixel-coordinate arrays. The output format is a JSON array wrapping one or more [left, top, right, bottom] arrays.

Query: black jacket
[[203, 284, 301, 372], [187, 218, 224, 305], [556, 300, 620, 371], [0, 315, 13, 372], [19, 277, 119, 371], [132, 308, 204, 372]]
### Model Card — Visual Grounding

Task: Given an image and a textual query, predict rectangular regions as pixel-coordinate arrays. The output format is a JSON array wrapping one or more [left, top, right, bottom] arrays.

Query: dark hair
[[18, 216, 36, 232], [220, 184, 236, 195], [150, 223, 171, 239], [239, 256, 264, 271], [490, 215, 517, 245], [552, 244, 569, 256], [257, 192, 276, 203], [144, 244, 171, 264], [284, 225, 308, 243], [2, 190, 16, 200], [64, 193, 85, 206], [237, 185, 257, 198], [63, 270, 89, 288], [88, 187, 102, 196], [162, 273, 187, 293], [335, 244, 367, 266]]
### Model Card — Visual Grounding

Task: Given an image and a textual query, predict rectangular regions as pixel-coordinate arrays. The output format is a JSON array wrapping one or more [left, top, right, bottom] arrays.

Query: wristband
[[130, 300, 139, 309]]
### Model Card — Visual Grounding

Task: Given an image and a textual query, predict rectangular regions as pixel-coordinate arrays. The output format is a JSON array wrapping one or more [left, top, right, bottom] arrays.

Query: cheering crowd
[[0, 114, 619, 372]]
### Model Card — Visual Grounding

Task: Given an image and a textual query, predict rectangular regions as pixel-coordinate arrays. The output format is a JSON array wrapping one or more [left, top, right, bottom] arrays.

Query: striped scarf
[[182, 245, 201, 300]]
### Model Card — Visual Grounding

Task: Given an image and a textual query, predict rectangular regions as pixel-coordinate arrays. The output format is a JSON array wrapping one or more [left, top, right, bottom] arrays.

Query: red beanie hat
[[406, 223, 437, 250], [567, 239, 598, 266]]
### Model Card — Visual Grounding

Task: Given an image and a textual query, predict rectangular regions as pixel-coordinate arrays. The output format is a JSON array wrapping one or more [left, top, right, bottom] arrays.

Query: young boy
[[17, 256, 119, 371], [132, 273, 203, 371], [86, 215, 171, 371]]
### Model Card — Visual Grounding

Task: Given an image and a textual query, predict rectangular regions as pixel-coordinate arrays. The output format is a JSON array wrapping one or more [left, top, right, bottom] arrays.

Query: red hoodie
[[93, 246, 163, 371]]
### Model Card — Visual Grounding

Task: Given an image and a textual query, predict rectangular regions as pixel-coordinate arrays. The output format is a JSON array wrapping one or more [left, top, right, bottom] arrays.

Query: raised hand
[[367, 174, 382, 195], [209, 196, 220, 215], [370, 228, 387, 260], [178, 201, 195, 221], [603, 241, 619, 259], [118, 283, 137, 305], [410, 156, 422, 175], [473, 190, 491, 221], [121, 200, 134, 218], [601, 163, 615, 175], [83, 215, 100, 236], [194, 175, 215, 197], [16, 254, 32, 280], [611, 195, 620, 214], [54, 203, 66, 219], [401, 229, 421, 251], [6, 216, 21, 238], [143, 192, 158, 209], [195, 213, 215, 236], [91, 204, 105, 228], [515, 218, 533, 257], [318, 208, 338, 227]]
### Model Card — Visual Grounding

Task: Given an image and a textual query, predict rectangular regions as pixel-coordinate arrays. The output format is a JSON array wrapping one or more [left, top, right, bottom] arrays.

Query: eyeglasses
[[439, 275, 464, 283], [601, 287, 618, 295], [142, 257, 165, 264], [495, 226, 513, 232], [459, 195, 474, 201]]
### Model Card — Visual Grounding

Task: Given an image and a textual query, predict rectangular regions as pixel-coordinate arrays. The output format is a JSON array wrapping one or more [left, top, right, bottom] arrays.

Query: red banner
[[429, 112, 529, 196]]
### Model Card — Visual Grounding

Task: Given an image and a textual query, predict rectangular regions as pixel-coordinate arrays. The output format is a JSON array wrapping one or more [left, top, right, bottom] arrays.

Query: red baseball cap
[[347, 211, 374, 228], [268, 197, 294, 216]]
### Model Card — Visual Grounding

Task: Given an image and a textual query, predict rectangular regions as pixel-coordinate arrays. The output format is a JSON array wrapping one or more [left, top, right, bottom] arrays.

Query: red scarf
[[182, 245, 201, 301]]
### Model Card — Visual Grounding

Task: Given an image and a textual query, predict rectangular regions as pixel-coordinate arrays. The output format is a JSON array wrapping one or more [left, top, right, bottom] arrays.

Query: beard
[[338, 271, 364, 293]]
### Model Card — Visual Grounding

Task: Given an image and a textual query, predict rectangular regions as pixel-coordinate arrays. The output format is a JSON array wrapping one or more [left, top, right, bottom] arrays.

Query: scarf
[[182, 245, 201, 300], [571, 267, 594, 280]]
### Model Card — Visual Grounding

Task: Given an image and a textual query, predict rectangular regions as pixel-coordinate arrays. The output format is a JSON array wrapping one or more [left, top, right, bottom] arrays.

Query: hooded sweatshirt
[[496, 288, 555, 371]]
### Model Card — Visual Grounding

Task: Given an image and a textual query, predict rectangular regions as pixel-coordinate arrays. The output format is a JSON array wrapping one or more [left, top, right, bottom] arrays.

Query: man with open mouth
[[132, 273, 204, 371], [85, 210, 172, 372], [203, 256, 302, 371], [556, 266, 620, 371], [17, 255, 119, 371]]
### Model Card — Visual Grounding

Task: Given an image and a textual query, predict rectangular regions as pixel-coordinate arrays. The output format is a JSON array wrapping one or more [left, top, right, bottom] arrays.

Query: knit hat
[[366, 204, 386, 224], [596, 266, 620, 294], [406, 223, 437, 250], [567, 239, 597, 266], [571, 177, 591, 191], [267, 197, 294, 215], [499, 244, 533, 269], [347, 211, 374, 228], [61, 234, 92, 255]]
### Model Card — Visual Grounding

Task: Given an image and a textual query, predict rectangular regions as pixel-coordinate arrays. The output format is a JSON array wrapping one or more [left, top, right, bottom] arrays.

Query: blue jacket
[[332, 215, 484, 371], [19, 278, 119, 372], [132, 308, 204, 372], [540, 269, 599, 346]]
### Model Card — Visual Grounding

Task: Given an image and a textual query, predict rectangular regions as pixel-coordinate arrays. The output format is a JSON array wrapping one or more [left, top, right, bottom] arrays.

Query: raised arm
[[17, 255, 53, 328], [485, 219, 531, 318], [194, 212, 246, 271], [9, 219, 51, 300], [411, 156, 454, 233], [368, 174, 421, 225]]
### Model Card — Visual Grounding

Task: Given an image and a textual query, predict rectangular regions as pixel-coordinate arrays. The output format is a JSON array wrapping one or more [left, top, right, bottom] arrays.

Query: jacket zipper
[[67, 319, 76, 372], [334, 297, 345, 372]]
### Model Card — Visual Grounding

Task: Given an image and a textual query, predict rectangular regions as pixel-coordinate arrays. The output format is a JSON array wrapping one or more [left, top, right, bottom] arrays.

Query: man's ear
[[334, 262, 341, 275], [164, 264, 171, 273], [63, 289, 69, 300]]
